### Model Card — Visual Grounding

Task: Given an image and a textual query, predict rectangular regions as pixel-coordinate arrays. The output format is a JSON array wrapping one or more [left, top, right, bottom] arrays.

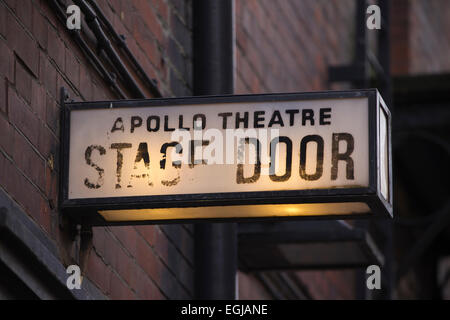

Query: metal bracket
[[58, 87, 77, 237]]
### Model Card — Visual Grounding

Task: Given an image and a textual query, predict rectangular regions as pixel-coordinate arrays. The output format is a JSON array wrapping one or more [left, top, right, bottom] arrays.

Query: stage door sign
[[60, 90, 392, 225]]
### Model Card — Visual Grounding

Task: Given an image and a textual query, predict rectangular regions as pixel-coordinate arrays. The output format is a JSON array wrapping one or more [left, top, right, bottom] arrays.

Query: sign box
[[60, 89, 392, 225]]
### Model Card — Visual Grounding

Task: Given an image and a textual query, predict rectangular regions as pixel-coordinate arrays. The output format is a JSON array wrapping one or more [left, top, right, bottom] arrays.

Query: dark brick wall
[[409, 0, 450, 74], [238, 271, 272, 300], [0, 0, 193, 299], [391, 0, 411, 75], [391, 0, 450, 75], [235, 0, 354, 95]]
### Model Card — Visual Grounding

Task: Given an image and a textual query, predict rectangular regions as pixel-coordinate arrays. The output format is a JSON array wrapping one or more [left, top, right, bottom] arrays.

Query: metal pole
[[193, 0, 237, 299]]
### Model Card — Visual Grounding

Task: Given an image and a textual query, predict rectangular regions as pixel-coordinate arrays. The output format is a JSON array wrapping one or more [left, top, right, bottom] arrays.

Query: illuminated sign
[[60, 89, 392, 225]]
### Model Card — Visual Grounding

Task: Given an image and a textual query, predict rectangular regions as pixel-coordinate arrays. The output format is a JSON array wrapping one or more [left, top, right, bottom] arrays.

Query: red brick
[[136, 234, 158, 279], [153, 227, 168, 261], [132, 39, 164, 82], [110, 226, 138, 257], [39, 196, 52, 236], [154, 0, 169, 24], [16, 0, 32, 30], [91, 81, 110, 101], [3, 159, 41, 221], [236, 72, 249, 95], [0, 3, 6, 38], [59, 76, 79, 102], [132, 17, 163, 71], [95, 0, 115, 26], [0, 152, 7, 189], [86, 252, 111, 294], [101, 231, 119, 269], [117, 0, 136, 34], [238, 271, 272, 300], [38, 123, 58, 164], [92, 227, 107, 255], [114, 246, 135, 288], [6, 10, 39, 77], [31, 81, 46, 121], [65, 47, 80, 89], [109, 271, 135, 300], [44, 165, 58, 206], [0, 113, 13, 156], [12, 128, 45, 191], [4, 0, 15, 11], [0, 40, 14, 81], [15, 59, 33, 104], [0, 77, 6, 114], [38, 0, 60, 30], [96, 230, 136, 292], [135, 225, 156, 246], [8, 87, 39, 147], [47, 26, 65, 72], [134, 266, 165, 300], [45, 94, 59, 134], [131, 0, 165, 46], [79, 64, 93, 101], [153, 256, 188, 299], [32, 4, 48, 50], [39, 52, 57, 98]]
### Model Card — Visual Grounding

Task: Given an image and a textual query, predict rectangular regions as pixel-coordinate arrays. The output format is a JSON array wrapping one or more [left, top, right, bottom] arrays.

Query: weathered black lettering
[[164, 115, 175, 131], [84, 145, 106, 189], [111, 143, 132, 189], [302, 109, 314, 125], [269, 136, 292, 182], [178, 115, 190, 131], [236, 138, 261, 184], [331, 133, 355, 180], [160, 142, 183, 186], [111, 117, 124, 132], [299, 135, 324, 181], [254, 111, 265, 128], [127, 142, 152, 188], [235, 112, 249, 129], [218, 112, 232, 129], [160, 142, 183, 169], [147, 116, 160, 132], [285, 109, 299, 126], [268, 110, 284, 127], [320, 108, 332, 125], [131, 116, 142, 133], [193, 114, 206, 130]]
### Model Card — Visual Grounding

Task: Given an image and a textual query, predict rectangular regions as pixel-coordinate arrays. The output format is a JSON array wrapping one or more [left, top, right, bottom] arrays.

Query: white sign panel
[[61, 90, 392, 223], [68, 98, 369, 199]]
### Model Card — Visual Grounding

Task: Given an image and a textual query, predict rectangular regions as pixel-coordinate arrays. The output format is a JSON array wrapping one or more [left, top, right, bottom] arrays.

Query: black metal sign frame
[[59, 89, 392, 226]]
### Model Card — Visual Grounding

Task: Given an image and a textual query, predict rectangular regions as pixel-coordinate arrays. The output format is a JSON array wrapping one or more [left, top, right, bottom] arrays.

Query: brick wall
[[235, 0, 355, 95], [0, 0, 194, 299], [235, 0, 358, 300], [391, 0, 450, 75], [409, 0, 450, 74], [391, 0, 410, 75]]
